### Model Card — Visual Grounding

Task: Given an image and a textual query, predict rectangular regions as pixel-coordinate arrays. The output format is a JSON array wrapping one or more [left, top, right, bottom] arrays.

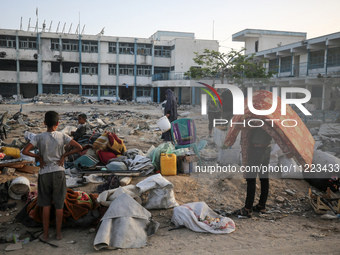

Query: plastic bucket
[[156, 116, 171, 133], [8, 176, 30, 200]]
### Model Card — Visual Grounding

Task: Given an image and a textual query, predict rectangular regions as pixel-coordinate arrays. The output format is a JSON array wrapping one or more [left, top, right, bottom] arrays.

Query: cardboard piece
[[5, 243, 23, 251]]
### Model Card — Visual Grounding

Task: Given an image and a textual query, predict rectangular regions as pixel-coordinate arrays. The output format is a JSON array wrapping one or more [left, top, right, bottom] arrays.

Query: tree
[[185, 48, 275, 85]]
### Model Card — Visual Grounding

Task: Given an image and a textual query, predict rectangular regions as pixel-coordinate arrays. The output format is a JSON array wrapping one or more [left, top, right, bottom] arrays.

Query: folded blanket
[[27, 189, 100, 223]]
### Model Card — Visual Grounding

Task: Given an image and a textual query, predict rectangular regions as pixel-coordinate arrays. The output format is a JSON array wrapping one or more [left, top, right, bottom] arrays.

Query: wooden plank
[[0, 161, 33, 169], [16, 165, 40, 174]]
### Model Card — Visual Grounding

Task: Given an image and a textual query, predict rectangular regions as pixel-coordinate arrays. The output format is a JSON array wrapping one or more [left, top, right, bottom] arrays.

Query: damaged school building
[[0, 28, 218, 104], [0, 27, 340, 109]]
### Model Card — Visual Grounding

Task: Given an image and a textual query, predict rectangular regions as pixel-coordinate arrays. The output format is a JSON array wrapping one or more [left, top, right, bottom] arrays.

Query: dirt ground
[[0, 102, 339, 255]]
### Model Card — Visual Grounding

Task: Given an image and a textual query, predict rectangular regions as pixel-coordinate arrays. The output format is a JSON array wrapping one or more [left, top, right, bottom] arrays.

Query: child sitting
[[71, 113, 91, 141]]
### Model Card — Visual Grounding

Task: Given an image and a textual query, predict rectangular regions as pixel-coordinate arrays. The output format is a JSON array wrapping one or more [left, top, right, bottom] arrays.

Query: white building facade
[[0, 29, 218, 103]]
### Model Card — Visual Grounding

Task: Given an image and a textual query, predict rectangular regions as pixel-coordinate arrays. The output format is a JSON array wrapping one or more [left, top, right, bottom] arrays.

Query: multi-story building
[[232, 29, 340, 111], [0, 28, 218, 104]]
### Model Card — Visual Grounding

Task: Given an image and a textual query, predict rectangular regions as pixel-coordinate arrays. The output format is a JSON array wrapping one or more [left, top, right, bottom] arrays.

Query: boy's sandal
[[253, 204, 266, 213], [233, 207, 252, 218]]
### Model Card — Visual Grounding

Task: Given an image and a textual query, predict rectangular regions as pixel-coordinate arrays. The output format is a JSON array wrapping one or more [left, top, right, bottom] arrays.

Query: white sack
[[97, 185, 141, 206], [136, 173, 179, 209], [279, 155, 303, 179]]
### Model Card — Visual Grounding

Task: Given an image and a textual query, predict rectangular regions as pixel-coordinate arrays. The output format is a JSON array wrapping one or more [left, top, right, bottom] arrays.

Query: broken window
[[108, 42, 117, 54], [108, 64, 117, 75], [0, 83, 17, 97], [255, 41, 259, 52], [82, 63, 98, 75], [154, 67, 170, 74], [137, 44, 152, 55], [137, 87, 151, 97], [327, 47, 340, 67], [51, 62, 61, 73], [154, 46, 171, 57], [268, 59, 278, 72], [101, 86, 116, 96], [311, 86, 323, 98], [62, 62, 79, 73], [119, 43, 134, 55], [119, 64, 134, 75], [20, 60, 37, 72], [0, 60, 16, 71], [82, 85, 98, 96], [62, 39, 79, 52], [309, 50, 324, 69], [82, 41, 98, 53], [137, 65, 151, 76], [280, 56, 292, 73], [43, 84, 60, 94], [51, 39, 60, 51], [0, 35, 16, 48], [63, 85, 79, 94], [19, 37, 37, 49]]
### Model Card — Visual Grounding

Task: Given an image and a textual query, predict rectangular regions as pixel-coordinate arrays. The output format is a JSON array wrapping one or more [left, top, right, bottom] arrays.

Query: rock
[[285, 189, 295, 196], [275, 196, 285, 203]]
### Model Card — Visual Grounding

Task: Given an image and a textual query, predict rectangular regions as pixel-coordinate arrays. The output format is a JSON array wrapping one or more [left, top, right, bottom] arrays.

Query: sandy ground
[[0, 102, 339, 255]]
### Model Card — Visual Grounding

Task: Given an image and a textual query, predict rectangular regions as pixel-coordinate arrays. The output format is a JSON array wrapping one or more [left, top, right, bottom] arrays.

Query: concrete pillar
[[15, 31, 20, 97], [116, 39, 119, 100], [59, 36, 63, 94], [134, 38, 137, 101], [178, 87, 182, 104], [157, 87, 160, 103], [325, 45, 329, 75], [37, 33, 43, 95], [79, 34, 82, 95], [151, 87, 154, 102], [191, 86, 195, 105], [322, 83, 325, 110], [97, 36, 101, 101]]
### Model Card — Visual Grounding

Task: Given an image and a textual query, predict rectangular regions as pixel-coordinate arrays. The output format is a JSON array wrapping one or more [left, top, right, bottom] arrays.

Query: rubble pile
[[33, 94, 87, 104], [310, 123, 340, 157]]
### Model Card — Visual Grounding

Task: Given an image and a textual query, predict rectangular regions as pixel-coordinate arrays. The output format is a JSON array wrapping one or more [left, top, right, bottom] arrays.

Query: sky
[[1, 0, 340, 53]]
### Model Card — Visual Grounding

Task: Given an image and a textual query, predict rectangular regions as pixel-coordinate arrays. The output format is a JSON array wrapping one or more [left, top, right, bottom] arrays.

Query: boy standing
[[22, 111, 83, 241]]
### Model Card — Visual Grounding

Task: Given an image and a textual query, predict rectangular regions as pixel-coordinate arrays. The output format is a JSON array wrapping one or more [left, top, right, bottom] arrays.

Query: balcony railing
[[152, 62, 340, 81]]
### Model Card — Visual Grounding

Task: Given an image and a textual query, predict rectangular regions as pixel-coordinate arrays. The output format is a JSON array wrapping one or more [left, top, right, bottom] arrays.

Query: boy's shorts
[[37, 171, 66, 209]]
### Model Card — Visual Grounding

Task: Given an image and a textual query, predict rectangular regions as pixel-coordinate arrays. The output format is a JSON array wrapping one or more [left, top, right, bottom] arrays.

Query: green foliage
[[186, 48, 275, 83]]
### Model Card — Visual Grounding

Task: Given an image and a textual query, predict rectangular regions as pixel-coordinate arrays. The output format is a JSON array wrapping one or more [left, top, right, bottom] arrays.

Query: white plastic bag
[[279, 155, 303, 179], [172, 202, 235, 234]]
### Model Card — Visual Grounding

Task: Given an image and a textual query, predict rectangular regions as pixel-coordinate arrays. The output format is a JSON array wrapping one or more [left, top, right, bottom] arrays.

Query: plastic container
[[156, 116, 171, 133], [160, 153, 177, 176], [8, 176, 30, 200], [0, 147, 21, 159]]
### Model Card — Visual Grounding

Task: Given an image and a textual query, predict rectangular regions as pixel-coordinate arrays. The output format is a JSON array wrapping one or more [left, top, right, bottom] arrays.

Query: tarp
[[93, 193, 152, 250], [224, 90, 315, 167]]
